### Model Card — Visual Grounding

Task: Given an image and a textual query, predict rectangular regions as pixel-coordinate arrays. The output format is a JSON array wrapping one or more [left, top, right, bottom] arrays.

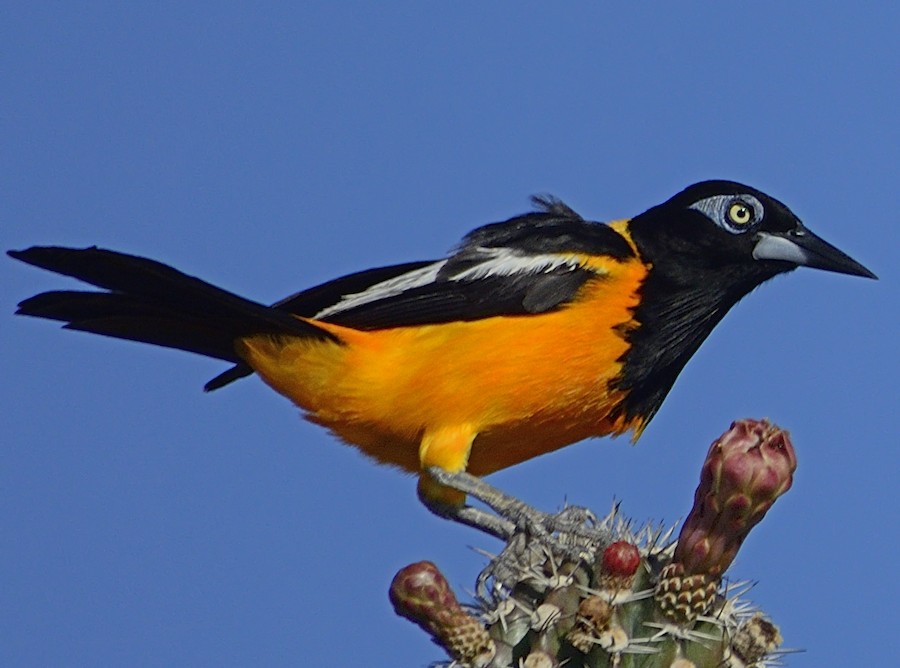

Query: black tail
[[9, 246, 338, 387]]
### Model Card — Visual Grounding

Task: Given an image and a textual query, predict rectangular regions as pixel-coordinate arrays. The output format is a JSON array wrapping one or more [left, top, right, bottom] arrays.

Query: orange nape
[[236, 254, 648, 478]]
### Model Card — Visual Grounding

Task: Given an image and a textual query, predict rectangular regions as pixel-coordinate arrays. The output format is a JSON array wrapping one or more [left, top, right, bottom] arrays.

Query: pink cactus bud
[[674, 419, 796, 578], [390, 561, 495, 667], [389, 561, 459, 631]]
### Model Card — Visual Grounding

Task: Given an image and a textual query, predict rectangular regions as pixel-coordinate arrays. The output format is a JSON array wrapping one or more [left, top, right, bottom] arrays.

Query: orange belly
[[237, 257, 647, 475]]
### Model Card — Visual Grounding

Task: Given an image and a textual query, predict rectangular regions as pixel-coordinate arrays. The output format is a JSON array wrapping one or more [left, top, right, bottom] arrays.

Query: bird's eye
[[727, 201, 754, 226], [688, 193, 764, 234]]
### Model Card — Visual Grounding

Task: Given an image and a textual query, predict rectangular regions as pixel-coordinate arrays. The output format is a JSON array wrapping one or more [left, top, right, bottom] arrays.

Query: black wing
[[272, 261, 436, 317], [311, 199, 634, 329], [207, 197, 635, 389]]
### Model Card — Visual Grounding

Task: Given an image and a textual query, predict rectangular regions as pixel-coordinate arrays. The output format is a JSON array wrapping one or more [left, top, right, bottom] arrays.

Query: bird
[[9, 180, 875, 531]]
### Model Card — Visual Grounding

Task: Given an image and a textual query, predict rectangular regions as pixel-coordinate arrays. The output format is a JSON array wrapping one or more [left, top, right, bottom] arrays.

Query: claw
[[425, 468, 552, 539], [423, 468, 609, 560]]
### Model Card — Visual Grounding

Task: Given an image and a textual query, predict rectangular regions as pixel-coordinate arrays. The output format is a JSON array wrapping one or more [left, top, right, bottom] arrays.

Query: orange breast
[[237, 256, 647, 475]]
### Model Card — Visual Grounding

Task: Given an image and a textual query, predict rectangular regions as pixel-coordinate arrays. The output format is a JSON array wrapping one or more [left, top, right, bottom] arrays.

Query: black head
[[630, 180, 876, 281], [614, 180, 875, 431]]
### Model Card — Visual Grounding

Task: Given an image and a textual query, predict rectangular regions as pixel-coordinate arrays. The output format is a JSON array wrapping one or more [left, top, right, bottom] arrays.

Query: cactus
[[391, 419, 797, 667]]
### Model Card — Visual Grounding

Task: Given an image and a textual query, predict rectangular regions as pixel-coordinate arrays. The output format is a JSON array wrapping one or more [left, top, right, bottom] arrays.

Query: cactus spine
[[391, 419, 796, 667]]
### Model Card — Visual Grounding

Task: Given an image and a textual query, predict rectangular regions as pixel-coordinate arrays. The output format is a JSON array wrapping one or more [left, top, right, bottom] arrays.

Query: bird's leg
[[417, 474, 516, 540], [424, 468, 610, 551], [423, 467, 557, 542], [416, 427, 586, 544], [417, 427, 529, 540]]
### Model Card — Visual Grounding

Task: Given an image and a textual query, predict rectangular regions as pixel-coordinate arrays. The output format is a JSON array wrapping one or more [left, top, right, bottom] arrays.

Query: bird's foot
[[423, 468, 605, 558]]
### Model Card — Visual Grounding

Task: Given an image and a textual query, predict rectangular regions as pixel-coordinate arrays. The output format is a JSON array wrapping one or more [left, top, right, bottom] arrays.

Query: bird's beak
[[752, 225, 877, 279]]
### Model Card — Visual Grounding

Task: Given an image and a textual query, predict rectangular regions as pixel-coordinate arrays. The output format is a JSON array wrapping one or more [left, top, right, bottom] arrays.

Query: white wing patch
[[313, 247, 587, 319], [449, 247, 582, 280], [313, 260, 448, 319]]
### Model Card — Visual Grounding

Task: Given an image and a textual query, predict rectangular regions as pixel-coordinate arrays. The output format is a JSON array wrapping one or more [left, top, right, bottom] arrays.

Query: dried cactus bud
[[728, 612, 782, 666], [566, 595, 614, 653], [523, 648, 558, 668], [674, 419, 796, 579], [598, 540, 641, 592], [390, 561, 495, 667], [654, 562, 718, 624]]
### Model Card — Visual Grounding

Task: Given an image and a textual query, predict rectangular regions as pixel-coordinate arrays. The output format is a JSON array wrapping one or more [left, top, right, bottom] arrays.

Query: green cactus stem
[[391, 419, 797, 667]]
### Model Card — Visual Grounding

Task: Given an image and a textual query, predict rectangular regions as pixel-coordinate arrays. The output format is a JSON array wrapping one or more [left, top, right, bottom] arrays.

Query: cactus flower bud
[[598, 540, 641, 593], [674, 419, 796, 579], [602, 540, 641, 578], [596, 540, 641, 601], [390, 561, 495, 667]]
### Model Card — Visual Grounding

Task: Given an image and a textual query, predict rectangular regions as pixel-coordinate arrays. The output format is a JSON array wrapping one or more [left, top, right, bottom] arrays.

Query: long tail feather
[[9, 246, 337, 374]]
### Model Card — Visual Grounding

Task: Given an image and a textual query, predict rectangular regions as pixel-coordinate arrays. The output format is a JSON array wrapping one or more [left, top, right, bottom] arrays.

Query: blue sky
[[2, 4, 898, 666]]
